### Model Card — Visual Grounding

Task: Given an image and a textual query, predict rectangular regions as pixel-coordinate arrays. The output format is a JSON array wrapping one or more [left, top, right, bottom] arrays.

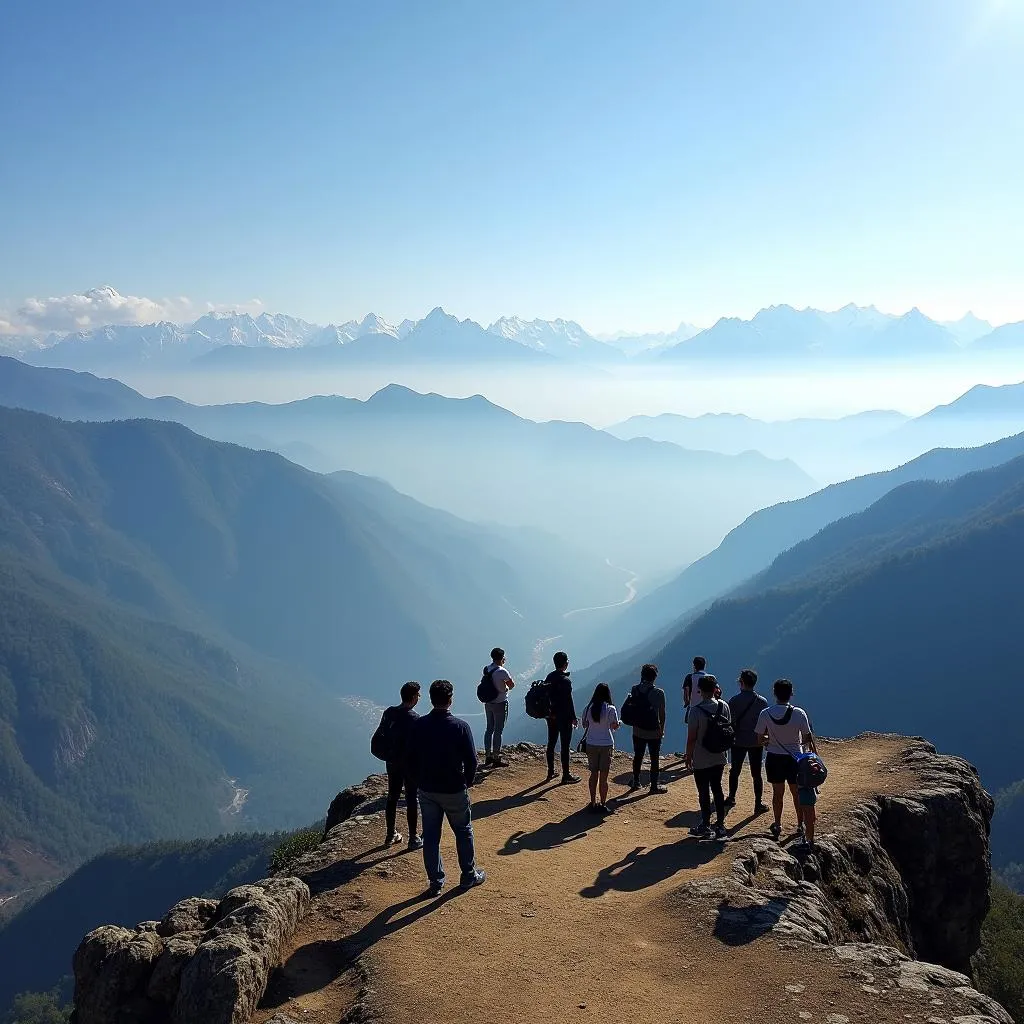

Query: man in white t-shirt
[[682, 656, 707, 724], [482, 647, 515, 768], [755, 678, 818, 846]]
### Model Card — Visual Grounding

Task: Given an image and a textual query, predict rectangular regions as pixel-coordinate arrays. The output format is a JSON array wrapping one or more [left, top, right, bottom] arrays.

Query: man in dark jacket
[[725, 668, 769, 814], [377, 681, 423, 849], [409, 679, 486, 897], [629, 663, 667, 794], [544, 651, 580, 784]]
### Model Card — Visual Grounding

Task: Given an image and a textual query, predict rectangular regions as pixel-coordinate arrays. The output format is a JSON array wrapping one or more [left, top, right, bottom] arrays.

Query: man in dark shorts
[[755, 678, 818, 845]]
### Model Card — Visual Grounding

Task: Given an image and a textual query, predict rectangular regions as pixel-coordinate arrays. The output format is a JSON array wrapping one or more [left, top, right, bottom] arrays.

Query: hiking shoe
[[754, 802, 770, 815], [407, 835, 424, 851], [689, 823, 710, 838], [546, 770, 557, 781], [769, 821, 782, 840], [587, 802, 602, 814], [560, 774, 581, 785], [723, 796, 736, 810], [599, 803, 614, 815], [491, 758, 509, 768], [460, 869, 486, 889], [627, 780, 640, 792], [649, 785, 668, 795], [386, 832, 403, 846], [427, 881, 444, 897], [713, 825, 728, 841]]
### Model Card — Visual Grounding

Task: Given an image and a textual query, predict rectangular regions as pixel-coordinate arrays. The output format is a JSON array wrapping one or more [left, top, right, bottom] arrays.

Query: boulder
[[146, 931, 203, 1005], [73, 926, 164, 1024], [157, 897, 219, 937]]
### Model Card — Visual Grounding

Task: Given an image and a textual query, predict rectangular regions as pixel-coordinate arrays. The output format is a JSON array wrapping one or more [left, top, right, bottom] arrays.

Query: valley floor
[[253, 737, 997, 1024]]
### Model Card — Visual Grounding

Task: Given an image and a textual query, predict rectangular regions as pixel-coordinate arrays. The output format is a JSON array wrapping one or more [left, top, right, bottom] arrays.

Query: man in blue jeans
[[409, 678, 487, 897]]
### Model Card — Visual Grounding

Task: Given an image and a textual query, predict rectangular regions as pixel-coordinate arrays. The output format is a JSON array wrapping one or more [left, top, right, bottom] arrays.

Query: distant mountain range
[[0, 357, 815, 574], [609, 409, 909, 481], [3, 289, 1021, 371]]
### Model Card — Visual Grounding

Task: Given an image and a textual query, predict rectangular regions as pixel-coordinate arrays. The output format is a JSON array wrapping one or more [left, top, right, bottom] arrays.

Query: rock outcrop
[[71, 738, 1012, 1024], [71, 877, 309, 1024]]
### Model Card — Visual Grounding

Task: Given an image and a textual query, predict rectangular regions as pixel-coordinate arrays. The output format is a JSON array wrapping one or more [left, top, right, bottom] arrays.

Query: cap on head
[[699, 673, 718, 696], [430, 679, 454, 707], [773, 678, 794, 702], [693, 656, 707, 671]]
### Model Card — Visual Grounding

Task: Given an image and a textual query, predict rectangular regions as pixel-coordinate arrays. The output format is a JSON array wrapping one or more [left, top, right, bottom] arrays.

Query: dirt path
[[253, 737, 977, 1024]]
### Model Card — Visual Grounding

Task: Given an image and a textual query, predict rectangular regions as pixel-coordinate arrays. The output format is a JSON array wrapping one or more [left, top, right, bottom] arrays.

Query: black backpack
[[477, 666, 499, 703], [699, 700, 735, 753], [620, 685, 659, 731], [370, 711, 395, 762], [524, 679, 551, 719]]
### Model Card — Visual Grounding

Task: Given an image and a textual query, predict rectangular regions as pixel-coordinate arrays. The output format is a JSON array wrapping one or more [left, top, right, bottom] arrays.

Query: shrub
[[269, 828, 322, 874], [974, 880, 1024, 1024]]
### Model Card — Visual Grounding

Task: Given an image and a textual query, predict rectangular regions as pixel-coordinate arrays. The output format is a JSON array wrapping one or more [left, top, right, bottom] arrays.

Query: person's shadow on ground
[[498, 807, 603, 855], [472, 777, 559, 821], [580, 836, 722, 897]]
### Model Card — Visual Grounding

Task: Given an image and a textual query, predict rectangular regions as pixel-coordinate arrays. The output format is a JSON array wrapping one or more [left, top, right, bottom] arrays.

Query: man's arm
[[462, 721, 477, 788], [658, 691, 666, 738], [684, 717, 698, 768], [682, 675, 692, 708]]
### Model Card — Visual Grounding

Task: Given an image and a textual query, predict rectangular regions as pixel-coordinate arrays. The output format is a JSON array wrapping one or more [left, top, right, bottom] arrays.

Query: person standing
[[482, 647, 515, 768], [376, 681, 423, 850], [685, 674, 731, 840], [409, 679, 486, 896], [725, 669, 769, 814], [544, 651, 580, 784], [580, 683, 619, 814], [755, 678, 818, 846], [682, 656, 707, 724], [628, 664, 667, 794]]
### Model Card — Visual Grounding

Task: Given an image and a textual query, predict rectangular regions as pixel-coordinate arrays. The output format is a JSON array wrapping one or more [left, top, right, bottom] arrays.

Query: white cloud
[[2, 286, 265, 335]]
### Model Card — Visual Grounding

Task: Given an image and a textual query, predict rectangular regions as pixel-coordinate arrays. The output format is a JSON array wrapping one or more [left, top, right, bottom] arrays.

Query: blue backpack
[[794, 751, 828, 789]]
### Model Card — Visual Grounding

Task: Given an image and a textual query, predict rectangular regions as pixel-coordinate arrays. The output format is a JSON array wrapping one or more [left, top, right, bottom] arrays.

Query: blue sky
[[2, 0, 1023, 332]]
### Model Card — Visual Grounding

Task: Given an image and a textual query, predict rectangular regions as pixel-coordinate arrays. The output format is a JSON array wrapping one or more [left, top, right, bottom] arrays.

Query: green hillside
[[606, 455, 1024, 793]]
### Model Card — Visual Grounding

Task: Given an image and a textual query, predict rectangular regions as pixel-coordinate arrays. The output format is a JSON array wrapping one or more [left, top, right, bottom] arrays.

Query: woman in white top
[[581, 682, 620, 815]]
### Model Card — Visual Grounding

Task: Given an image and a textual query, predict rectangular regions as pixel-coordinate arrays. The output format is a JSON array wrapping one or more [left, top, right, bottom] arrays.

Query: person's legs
[[803, 800, 817, 844], [484, 704, 497, 762], [559, 720, 574, 779], [385, 763, 403, 841], [632, 736, 647, 787], [694, 767, 712, 826], [772, 782, 786, 829], [789, 782, 802, 829], [587, 752, 599, 804], [439, 789, 478, 882], [749, 746, 765, 806], [649, 737, 663, 791], [546, 717, 558, 776], [491, 701, 508, 759], [599, 767, 610, 806], [418, 791, 445, 888], [404, 772, 419, 840], [709, 764, 726, 827], [727, 746, 747, 802]]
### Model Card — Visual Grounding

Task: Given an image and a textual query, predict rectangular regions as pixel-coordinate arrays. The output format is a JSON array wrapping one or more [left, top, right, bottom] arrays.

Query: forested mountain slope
[[606, 454, 1024, 790]]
